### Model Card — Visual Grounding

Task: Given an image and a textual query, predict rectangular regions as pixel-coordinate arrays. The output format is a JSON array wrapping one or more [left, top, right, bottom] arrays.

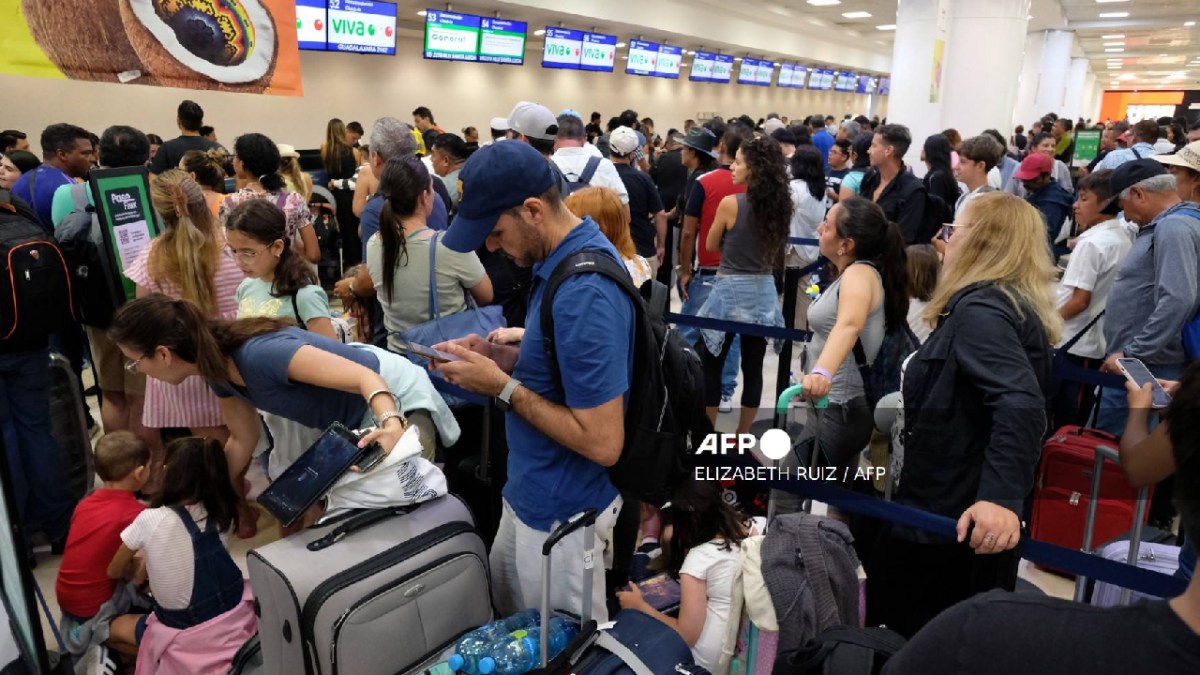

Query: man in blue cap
[[432, 140, 634, 622]]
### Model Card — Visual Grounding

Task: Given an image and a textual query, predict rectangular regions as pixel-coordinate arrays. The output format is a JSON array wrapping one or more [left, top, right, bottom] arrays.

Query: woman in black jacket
[[865, 191, 1063, 638], [922, 134, 961, 214]]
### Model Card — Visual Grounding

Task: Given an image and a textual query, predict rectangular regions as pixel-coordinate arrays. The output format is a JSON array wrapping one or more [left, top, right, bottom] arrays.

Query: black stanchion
[[774, 265, 802, 426]]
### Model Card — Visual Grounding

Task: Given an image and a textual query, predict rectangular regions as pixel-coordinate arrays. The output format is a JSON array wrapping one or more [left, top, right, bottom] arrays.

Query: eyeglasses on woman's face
[[124, 355, 149, 373], [939, 222, 975, 242], [223, 244, 268, 261]]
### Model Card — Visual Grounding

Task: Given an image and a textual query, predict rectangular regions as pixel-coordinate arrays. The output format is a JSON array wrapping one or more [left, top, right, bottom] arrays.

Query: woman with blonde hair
[[278, 143, 312, 201], [123, 170, 246, 448], [865, 191, 1062, 638], [566, 186, 654, 286], [322, 118, 363, 265]]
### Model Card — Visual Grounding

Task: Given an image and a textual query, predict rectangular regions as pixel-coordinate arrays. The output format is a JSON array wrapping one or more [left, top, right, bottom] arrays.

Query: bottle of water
[[446, 610, 541, 675], [476, 617, 578, 675]]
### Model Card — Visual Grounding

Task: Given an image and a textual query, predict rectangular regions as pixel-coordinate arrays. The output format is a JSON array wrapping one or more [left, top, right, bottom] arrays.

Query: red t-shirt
[[55, 489, 145, 618], [695, 168, 747, 268]]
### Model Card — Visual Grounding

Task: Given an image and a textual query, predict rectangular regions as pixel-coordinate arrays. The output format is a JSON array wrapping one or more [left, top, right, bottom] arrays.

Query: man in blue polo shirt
[[10, 123, 94, 232], [433, 141, 633, 622]]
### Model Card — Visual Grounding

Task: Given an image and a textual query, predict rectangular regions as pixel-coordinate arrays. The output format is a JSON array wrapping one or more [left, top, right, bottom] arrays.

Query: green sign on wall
[[1074, 129, 1102, 167]]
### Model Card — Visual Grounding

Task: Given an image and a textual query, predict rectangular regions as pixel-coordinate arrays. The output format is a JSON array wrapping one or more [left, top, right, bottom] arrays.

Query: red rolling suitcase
[[1030, 425, 1151, 574]]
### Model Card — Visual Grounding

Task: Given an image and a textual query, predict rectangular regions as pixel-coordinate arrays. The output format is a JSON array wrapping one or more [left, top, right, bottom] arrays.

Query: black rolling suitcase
[[49, 352, 94, 500]]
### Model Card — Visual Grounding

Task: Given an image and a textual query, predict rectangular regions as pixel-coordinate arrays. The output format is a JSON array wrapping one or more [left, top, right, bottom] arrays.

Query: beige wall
[[1, 35, 887, 149]]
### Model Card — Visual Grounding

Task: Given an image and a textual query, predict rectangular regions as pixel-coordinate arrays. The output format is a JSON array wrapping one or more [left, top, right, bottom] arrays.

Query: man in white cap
[[483, 117, 509, 146], [610, 126, 667, 275]]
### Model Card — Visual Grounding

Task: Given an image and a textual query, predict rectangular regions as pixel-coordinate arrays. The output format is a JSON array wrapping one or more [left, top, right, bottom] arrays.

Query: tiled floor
[[28, 315, 1075, 661]]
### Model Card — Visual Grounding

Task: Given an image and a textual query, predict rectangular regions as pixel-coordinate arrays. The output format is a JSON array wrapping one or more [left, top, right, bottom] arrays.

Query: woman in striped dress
[[125, 170, 245, 444]]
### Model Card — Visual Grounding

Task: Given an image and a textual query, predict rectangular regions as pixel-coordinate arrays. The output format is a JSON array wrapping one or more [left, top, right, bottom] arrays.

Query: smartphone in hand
[[405, 341, 460, 363], [1116, 357, 1172, 409]]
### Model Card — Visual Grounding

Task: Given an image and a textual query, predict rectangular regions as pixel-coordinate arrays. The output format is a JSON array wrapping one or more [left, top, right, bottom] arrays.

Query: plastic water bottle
[[477, 617, 578, 675], [446, 610, 541, 674]]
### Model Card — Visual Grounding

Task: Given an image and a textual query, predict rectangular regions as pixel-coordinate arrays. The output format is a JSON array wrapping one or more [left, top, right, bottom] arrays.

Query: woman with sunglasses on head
[[865, 191, 1061, 639], [122, 171, 246, 487]]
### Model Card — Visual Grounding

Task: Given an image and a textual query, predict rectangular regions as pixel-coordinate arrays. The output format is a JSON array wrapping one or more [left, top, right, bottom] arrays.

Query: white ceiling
[[393, 0, 1199, 89]]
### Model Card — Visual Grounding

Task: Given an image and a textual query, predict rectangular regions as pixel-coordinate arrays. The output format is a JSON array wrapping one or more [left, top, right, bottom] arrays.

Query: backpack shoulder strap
[[1059, 309, 1105, 355], [69, 182, 89, 211], [291, 292, 304, 327], [540, 250, 642, 386], [1130, 146, 1141, 159], [579, 156, 602, 185]]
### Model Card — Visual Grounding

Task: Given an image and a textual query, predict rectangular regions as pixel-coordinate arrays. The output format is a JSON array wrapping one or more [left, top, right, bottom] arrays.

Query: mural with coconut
[[2, 0, 302, 96]]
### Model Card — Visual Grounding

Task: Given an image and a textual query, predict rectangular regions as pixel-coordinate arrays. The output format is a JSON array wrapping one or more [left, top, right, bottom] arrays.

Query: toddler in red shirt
[[55, 432, 150, 658]]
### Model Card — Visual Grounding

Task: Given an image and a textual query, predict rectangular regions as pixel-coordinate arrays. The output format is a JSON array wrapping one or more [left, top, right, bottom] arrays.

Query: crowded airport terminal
[[0, 0, 1199, 673]]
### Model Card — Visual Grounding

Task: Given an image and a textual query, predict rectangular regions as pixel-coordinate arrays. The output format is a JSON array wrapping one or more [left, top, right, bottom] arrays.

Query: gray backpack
[[760, 513, 863, 656]]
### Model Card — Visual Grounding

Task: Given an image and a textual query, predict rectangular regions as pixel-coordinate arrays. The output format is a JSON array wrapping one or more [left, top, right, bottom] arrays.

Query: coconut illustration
[[22, 0, 278, 93], [21, 0, 154, 84]]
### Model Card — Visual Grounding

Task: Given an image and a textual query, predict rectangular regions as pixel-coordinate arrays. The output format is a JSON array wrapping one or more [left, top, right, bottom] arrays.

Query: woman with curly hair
[[696, 135, 791, 433]]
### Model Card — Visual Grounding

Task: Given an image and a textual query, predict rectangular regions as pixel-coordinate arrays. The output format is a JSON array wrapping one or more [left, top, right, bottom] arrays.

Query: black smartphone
[[405, 341, 460, 363], [258, 422, 376, 527]]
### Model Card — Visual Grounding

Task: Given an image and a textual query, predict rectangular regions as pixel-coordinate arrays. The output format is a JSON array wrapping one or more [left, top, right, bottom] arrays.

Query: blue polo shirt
[[505, 217, 634, 530], [11, 164, 74, 233]]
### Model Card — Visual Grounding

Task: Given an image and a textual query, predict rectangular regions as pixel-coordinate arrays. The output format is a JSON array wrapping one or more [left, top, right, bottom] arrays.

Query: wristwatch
[[495, 378, 521, 412]]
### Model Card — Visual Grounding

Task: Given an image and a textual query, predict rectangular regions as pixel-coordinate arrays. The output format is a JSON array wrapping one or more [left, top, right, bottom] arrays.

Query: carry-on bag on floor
[[1031, 425, 1150, 574], [247, 494, 492, 675], [528, 510, 701, 675], [1071, 445, 1155, 606], [49, 352, 94, 501], [1090, 540, 1181, 607]]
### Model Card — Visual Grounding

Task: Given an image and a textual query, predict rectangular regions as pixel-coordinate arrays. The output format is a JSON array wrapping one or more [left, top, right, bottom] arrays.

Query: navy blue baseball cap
[[442, 141, 556, 253]]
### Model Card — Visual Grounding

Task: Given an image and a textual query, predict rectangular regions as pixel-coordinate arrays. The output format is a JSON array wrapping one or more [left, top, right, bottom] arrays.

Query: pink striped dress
[[124, 245, 245, 428]]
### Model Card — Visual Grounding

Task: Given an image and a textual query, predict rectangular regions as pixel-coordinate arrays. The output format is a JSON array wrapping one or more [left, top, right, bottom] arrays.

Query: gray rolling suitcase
[[247, 494, 492, 675]]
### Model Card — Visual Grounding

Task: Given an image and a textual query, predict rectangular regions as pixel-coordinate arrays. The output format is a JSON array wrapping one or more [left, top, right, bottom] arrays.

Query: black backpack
[[53, 183, 123, 328], [541, 250, 710, 507], [773, 626, 907, 675], [0, 189, 75, 342]]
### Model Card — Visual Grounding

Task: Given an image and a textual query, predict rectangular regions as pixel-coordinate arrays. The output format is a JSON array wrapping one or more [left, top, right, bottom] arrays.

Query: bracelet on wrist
[[812, 367, 833, 382], [375, 410, 407, 429]]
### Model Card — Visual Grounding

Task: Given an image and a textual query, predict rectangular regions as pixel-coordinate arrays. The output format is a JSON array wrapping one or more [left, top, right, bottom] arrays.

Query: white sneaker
[[88, 646, 119, 675], [718, 397, 733, 413]]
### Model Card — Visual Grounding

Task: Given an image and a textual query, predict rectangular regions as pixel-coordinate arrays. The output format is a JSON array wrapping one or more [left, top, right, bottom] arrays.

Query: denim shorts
[[696, 274, 784, 354]]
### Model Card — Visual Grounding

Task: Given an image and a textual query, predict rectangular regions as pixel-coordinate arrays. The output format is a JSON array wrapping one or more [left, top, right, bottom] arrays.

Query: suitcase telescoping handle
[[772, 384, 830, 520], [540, 508, 598, 669], [1072, 444, 1151, 605]]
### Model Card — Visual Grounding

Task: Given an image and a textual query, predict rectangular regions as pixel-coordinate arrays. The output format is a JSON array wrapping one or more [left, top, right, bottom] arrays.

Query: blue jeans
[[0, 348, 76, 543], [1094, 362, 1183, 436], [679, 274, 738, 399]]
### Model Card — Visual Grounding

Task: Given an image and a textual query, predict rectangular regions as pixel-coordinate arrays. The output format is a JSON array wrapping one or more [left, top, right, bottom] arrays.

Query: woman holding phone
[[109, 294, 459, 528]]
